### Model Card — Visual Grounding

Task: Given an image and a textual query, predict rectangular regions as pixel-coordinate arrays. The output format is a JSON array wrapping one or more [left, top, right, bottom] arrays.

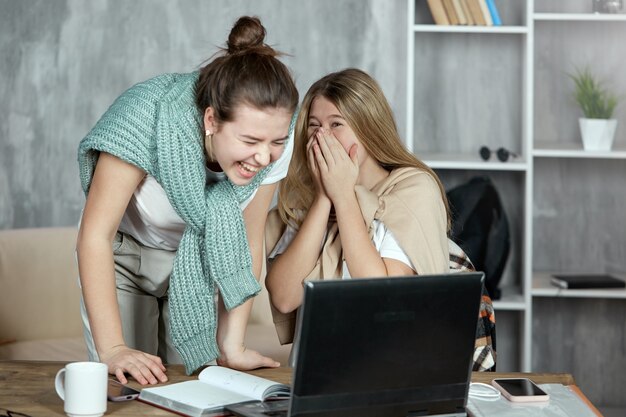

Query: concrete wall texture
[[0, 0, 406, 229]]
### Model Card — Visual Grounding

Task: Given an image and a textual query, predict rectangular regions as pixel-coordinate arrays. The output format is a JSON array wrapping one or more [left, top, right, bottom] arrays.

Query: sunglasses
[[479, 146, 518, 162]]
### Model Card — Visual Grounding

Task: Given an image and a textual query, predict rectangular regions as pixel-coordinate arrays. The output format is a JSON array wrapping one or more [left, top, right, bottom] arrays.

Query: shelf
[[532, 272, 626, 299], [411, 24, 528, 34], [534, 13, 626, 21], [421, 152, 528, 171], [406, 0, 626, 374], [533, 141, 626, 159], [493, 287, 526, 311]]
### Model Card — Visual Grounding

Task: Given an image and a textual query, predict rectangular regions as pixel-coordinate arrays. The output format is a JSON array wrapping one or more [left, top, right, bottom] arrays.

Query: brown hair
[[195, 16, 298, 123], [277, 68, 450, 230]]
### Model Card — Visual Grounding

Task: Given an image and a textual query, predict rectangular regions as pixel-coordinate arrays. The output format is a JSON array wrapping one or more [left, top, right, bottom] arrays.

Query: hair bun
[[227, 16, 267, 54]]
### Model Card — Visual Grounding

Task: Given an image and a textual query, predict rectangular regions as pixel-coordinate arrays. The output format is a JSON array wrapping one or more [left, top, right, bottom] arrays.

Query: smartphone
[[491, 378, 549, 403], [107, 379, 140, 402]]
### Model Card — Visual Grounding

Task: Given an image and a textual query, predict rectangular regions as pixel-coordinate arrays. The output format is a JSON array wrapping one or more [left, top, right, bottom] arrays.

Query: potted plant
[[569, 67, 619, 151]]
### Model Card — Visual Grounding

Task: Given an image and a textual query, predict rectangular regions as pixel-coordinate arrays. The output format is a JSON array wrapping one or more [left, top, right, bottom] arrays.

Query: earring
[[204, 130, 214, 160]]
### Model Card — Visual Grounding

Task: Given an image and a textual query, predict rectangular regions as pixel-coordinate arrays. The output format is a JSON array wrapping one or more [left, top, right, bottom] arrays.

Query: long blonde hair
[[277, 68, 449, 229]]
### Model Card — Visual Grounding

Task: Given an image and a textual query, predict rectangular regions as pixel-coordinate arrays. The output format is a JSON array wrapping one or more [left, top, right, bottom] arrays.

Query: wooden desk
[[0, 361, 598, 416]]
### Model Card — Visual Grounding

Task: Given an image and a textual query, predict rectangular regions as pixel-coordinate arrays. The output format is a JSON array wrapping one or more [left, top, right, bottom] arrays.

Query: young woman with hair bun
[[77, 16, 298, 384]]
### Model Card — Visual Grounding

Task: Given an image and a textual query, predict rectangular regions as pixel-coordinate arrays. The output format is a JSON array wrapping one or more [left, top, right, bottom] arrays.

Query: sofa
[[0, 227, 291, 365]]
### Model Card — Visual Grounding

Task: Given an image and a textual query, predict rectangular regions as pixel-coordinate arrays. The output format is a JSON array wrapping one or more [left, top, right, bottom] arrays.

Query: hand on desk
[[100, 344, 168, 385]]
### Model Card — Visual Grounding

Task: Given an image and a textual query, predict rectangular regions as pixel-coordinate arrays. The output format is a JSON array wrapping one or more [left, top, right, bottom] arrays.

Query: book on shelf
[[426, 0, 450, 25], [460, 0, 475, 25], [451, 0, 468, 25], [467, 0, 486, 25], [442, 0, 460, 25], [477, 0, 493, 26], [138, 366, 290, 417], [551, 274, 626, 290], [485, 0, 502, 26]]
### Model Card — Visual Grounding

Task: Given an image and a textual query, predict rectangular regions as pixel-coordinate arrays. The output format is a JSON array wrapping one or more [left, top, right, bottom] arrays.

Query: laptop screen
[[289, 272, 484, 417]]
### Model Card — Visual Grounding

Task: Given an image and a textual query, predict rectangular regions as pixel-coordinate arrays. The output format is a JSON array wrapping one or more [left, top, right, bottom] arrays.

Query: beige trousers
[[80, 231, 183, 364]]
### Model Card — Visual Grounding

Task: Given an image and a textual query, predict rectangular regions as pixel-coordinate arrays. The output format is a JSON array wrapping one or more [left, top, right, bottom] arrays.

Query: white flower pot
[[579, 118, 618, 151]]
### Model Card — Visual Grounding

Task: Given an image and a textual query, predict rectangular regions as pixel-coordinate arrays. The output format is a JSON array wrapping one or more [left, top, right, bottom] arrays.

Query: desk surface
[[0, 360, 588, 416]]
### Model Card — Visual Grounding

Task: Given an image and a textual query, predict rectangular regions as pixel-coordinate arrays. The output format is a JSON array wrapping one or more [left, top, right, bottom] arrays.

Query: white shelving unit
[[530, 7, 626, 303], [530, 3, 626, 291], [407, 0, 534, 371], [407, 0, 626, 374], [408, 1, 626, 411], [531, 4, 626, 412]]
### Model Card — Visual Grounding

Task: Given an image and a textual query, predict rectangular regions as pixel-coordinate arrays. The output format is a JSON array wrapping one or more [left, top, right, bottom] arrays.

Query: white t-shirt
[[268, 219, 414, 278], [118, 134, 294, 250]]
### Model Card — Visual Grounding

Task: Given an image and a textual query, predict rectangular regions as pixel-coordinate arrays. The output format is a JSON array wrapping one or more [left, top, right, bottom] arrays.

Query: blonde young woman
[[265, 68, 496, 371]]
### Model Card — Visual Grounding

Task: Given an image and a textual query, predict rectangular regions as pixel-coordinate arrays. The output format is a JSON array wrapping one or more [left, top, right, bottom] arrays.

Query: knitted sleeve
[[77, 74, 178, 194]]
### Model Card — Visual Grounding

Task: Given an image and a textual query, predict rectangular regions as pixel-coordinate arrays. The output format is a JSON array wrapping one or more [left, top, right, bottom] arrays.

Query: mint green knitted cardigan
[[78, 72, 279, 374]]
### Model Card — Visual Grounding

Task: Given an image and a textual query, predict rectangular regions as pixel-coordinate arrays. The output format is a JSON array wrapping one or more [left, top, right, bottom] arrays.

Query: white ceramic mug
[[55, 361, 108, 417]]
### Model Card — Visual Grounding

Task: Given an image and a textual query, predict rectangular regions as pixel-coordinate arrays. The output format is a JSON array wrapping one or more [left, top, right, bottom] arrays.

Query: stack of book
[[426, 0, 502, 26]]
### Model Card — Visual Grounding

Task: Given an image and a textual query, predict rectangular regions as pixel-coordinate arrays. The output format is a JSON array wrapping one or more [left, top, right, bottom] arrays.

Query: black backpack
[[446, 176, 510, 300]]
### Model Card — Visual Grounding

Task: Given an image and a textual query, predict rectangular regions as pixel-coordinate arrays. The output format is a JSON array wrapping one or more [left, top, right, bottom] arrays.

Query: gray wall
[[0, 0, 407, 229]]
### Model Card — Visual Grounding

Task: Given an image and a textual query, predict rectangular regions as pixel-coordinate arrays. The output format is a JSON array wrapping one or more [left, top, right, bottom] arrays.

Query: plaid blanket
[[449, 239, 497, 372]]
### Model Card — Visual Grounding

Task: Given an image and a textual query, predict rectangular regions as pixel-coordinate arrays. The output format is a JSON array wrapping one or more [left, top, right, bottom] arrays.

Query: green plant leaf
[[568, 66, 619, 119]]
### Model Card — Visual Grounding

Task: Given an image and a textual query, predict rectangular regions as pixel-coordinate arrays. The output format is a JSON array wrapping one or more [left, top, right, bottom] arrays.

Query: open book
[[138, 366, 290, 417]]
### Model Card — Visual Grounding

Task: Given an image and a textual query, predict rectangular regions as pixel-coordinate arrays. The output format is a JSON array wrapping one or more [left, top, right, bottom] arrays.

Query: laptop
[[226, 272, 485, 417]]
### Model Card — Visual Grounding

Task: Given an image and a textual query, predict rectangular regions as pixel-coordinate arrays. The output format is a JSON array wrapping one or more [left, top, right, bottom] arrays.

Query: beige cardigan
[[265, 167, 449, 344]]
